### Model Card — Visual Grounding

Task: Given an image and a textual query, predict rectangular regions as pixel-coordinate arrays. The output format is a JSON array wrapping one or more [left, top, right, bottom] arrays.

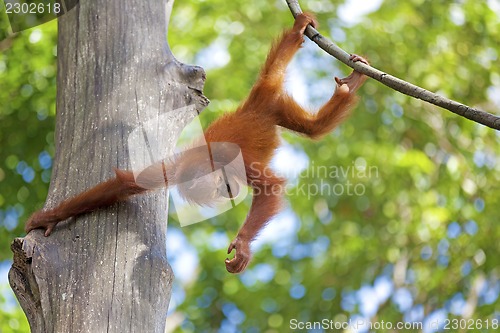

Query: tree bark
[[9, 0, 208, 332], [286, 0, 500, 131]]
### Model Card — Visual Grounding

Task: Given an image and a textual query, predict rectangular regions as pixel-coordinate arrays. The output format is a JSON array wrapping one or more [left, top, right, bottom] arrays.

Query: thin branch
[[286, 0, 500, 131]]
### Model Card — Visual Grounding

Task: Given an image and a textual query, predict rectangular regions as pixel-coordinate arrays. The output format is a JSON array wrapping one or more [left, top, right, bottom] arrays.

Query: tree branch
[[286, 0, 500, 131]]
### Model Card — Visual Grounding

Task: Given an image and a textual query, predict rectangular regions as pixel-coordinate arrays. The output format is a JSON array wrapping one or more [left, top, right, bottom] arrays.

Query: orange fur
[[25, 13, 368, 273]]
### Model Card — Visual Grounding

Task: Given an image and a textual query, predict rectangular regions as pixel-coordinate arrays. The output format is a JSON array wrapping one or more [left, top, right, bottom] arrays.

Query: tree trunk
[[9, 0, 208, 332]]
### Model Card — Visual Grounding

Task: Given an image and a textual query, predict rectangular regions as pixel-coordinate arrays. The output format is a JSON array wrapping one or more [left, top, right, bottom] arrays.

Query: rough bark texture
[[9, 0, 208, 332]]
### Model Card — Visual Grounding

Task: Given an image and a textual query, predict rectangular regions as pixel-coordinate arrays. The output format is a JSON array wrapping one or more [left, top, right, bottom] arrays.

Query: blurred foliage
[[0, 283, 29, 332], [0, 4, 57, 331], [1, 0, 500, 332]]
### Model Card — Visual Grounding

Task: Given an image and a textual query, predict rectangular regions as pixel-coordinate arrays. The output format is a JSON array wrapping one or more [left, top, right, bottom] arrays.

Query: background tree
[[1, 0, 499, 332]]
